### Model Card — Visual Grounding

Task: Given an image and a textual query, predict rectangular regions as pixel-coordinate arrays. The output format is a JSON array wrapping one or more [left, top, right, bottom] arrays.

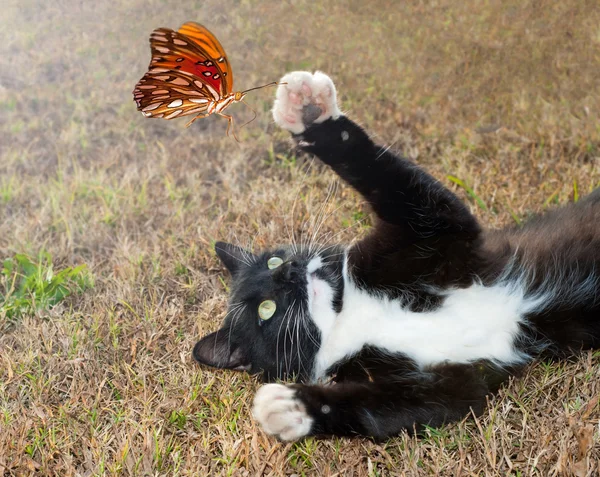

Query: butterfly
[[133, 22, 279, 138]]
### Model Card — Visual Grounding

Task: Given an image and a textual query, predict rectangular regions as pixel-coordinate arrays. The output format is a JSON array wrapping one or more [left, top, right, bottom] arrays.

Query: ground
[[0, 0, 599, 475]]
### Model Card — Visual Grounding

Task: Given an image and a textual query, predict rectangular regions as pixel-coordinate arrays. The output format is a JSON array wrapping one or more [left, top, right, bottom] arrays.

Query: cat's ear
[[215, 241, 255, 275], [193, 327, 251, 371]]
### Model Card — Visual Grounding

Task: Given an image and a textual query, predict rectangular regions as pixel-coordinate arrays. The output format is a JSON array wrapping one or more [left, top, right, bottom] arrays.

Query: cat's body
[[193, 71, 600, 441]]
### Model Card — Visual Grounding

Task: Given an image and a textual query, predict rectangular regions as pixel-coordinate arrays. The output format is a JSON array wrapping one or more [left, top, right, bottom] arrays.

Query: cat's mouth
[[310, 272, 319, 297], [308, 271, 329, 299], [306, 255, 337, 313]]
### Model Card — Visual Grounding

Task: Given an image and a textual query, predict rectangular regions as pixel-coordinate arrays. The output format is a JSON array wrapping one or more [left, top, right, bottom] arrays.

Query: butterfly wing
[[133, 23, 233, 119], [133, 70, 212, 120], [177, 22, 234, 93]]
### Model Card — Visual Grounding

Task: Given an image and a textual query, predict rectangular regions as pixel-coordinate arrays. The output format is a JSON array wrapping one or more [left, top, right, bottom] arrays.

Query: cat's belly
[[311, 276, 546, 382]]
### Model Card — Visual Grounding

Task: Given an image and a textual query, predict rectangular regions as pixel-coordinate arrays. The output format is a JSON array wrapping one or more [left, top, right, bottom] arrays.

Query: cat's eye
[[258, 300, 276, 320], [267, 257, 283, 269]]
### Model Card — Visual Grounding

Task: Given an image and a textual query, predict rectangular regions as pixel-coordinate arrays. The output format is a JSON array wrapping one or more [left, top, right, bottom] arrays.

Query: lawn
[[1, 0, 599, 475]]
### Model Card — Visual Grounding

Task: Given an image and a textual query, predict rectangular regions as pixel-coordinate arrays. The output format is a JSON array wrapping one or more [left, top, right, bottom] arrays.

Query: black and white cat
[[193, 71, 600, 441]]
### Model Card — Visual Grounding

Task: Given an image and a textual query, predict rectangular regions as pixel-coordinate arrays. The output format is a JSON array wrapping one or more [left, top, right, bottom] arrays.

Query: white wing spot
[[165, 109, 183, 119], [171, 77, 190, 86], [194, 80, 205, 89], [173, 39, 187, 46], [205, 83, 220, 100], [341, 131, 349, 141], [186, 107, 208, 114], [142, 103, 162, 111], [155, 46, 169, 54], [138, 85, 156, 90], [189, 98, 209, 104], [168, 99, 183, 108], [172, 87, 191, 94]]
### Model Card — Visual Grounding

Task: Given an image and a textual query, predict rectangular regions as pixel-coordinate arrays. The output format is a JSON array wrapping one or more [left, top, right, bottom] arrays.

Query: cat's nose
[[273, 260, 299, 282]]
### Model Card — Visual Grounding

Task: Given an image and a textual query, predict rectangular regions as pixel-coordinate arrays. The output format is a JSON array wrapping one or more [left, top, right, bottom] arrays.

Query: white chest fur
[[309, 255, 547, 382]]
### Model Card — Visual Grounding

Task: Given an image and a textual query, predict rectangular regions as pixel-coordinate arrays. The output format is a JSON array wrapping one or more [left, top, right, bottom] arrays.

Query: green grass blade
[[447, 175, 488, 212]]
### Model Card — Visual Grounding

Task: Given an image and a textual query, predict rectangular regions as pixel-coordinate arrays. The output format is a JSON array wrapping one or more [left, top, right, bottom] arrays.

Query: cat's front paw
[[252, 383, 313, 441], [273, 71, 341, 135]]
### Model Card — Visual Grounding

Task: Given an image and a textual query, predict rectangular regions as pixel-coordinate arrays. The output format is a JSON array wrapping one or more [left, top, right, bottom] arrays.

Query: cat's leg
[[253, 362, 490, 440], [273, 72, 480, 259]]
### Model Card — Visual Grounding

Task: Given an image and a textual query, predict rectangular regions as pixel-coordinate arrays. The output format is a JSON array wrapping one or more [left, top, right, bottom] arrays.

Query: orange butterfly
[[133, 22, 278, 138]]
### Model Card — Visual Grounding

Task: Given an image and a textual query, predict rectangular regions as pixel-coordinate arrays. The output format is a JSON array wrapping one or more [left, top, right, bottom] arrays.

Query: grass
[[1, 0, 599, 475], [1, 252, 91, 326]]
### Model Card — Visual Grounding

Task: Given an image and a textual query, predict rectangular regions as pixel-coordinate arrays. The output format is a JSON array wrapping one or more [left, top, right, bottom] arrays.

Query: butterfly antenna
[[237, 82, 286, 132], [241, 81, 285, 94]]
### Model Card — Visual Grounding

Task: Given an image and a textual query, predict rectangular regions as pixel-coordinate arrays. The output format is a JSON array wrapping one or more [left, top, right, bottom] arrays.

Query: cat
[[193, 71, 600, 441]]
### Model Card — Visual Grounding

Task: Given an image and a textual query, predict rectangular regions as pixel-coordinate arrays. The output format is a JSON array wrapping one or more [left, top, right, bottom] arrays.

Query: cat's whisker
[[296, 166, 323, 256], [286, 304, 298, 376], [308, 220, 363, 255], [314, 251, 343, 262], [303, 179, 338, 257], [290, 300, 302, 373], [224, 302, 246, 348], [299, 307, 320, 351], [276, 299, 297, 379], [275, 303, 289, 379], [288, 158, 316, 257], [306, 181, 339, 257], [219, 247, 252, 267], [237, 233, 256, 266], [374, 137, 401, 161], [304, 196, 367, 258]]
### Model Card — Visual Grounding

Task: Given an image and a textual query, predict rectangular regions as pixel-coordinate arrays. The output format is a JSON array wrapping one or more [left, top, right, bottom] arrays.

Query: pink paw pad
[[289, 92, 302, 105]]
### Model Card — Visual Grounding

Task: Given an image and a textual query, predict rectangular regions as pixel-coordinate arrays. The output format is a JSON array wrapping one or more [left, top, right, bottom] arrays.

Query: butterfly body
[[133, 22, 276, 136]]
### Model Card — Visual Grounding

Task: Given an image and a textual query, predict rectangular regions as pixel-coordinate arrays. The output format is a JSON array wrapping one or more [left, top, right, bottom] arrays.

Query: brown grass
[[1, 0, 599, 475]]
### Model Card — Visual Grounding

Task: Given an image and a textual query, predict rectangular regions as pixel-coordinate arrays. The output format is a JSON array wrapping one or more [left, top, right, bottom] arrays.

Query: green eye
[[267, 257, 283, 269], [258, 300, 276, 320]]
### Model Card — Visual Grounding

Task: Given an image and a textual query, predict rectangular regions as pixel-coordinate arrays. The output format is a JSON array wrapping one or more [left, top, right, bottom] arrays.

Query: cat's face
[[193, 242, 344, 381]]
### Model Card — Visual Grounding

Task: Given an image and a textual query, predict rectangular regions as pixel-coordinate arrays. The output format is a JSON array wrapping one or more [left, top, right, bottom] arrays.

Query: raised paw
[[273, 71, 341, 134], [252, 383, 313, 441]]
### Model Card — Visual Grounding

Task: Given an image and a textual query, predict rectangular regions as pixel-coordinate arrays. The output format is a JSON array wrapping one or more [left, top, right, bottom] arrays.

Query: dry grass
[[1, 0, 599, 475]]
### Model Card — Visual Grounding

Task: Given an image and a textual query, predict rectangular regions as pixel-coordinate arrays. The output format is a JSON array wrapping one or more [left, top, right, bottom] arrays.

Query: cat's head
[[193, 241, 343, 382]]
